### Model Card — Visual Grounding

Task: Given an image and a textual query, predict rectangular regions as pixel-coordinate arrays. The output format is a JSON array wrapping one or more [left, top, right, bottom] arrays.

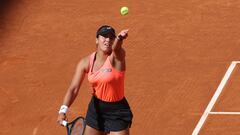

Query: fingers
[[118, 29, 129, 39], [122, 29, 129, 32], [122, 29, 129, 35], [57, 119, 63, 126], [57, 113, 67, 126], [61, 120, 68, 126], [57, 120, 68, 126], [57, 119, 67, 126], [57, 118, 65, 126]]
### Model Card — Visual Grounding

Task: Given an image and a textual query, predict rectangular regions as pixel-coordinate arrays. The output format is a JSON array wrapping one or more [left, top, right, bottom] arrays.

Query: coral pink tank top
[[88, 52, 125, 102]]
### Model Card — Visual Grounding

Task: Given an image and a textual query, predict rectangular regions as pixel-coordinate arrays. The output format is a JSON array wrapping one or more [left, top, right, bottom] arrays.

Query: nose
[[105, 37, 110, 42]]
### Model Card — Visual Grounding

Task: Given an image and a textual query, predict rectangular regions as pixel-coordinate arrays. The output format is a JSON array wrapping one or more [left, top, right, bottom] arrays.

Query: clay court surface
[[1, 0, 240, 134]]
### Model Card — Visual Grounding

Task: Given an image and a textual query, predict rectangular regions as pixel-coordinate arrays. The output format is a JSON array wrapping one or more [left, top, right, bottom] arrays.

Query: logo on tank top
[[101, 68, 112, 72]]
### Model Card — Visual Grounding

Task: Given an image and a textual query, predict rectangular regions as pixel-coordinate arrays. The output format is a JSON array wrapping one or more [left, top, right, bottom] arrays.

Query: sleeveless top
[[87, 52, 125, 102]]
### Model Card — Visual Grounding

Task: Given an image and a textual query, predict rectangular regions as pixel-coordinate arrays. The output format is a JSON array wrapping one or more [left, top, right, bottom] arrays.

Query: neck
[[96, 50, 110, 61]]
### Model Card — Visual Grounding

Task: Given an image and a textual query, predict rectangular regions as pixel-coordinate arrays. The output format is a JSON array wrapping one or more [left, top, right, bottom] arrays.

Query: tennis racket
[[61, 116, 86, 135]]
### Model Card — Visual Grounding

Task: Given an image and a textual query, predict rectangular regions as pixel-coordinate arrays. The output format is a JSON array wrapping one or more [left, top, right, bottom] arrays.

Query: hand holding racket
[[60, 116, 86, 135]]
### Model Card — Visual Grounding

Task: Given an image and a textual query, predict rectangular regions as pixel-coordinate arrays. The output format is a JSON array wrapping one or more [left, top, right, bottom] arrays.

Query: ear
[[96, 38, 98, 44]]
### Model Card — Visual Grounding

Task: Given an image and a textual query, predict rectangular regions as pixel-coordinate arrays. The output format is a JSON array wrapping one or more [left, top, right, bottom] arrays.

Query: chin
[[107, 50, 112, 55], [104, 49, 112, 55], [99, 46, 112, 54]]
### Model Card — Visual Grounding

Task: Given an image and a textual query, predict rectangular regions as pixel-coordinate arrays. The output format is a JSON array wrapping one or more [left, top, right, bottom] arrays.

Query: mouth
[[104, 43, 111, 48]]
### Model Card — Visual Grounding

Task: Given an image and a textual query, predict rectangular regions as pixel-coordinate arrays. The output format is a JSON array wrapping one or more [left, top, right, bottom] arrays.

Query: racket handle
[[61, 120, 68, 126]]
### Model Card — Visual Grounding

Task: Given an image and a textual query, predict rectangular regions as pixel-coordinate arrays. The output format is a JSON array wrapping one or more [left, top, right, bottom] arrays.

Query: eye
[[109, 36, 116, 40]]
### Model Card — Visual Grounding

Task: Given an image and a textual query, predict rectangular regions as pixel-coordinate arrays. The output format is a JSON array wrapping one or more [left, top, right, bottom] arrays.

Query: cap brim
[[99, 30, 116, 36]]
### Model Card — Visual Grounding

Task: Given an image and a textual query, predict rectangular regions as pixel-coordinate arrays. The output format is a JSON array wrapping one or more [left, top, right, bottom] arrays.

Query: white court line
[[192, 61, 237, 135], [209, 112, 240, 115], [232, 61, 240, 64]]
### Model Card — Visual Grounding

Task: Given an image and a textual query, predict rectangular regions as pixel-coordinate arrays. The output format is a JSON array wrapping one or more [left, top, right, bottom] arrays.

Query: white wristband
[[58, 105, 68, 114]]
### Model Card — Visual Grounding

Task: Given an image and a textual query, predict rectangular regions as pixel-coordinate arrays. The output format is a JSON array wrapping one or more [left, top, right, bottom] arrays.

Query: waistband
[[91, 96, 130, 111], [92, 95, 126, 104]]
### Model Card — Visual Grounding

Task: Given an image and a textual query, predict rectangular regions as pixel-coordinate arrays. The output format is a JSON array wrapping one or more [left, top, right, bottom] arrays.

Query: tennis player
[[57, 25, 133, 135]]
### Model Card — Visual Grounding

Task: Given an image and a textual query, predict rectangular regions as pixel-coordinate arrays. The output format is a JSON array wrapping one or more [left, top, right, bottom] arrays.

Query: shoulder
[[76, 54, 92, 73]]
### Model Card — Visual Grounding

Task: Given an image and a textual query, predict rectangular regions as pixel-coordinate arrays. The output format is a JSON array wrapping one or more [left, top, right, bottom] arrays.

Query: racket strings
[[70, 118, 86, 135]]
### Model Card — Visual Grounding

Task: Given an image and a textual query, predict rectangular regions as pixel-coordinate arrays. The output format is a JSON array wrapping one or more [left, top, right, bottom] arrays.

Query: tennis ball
[[120, 6, 129, 16]]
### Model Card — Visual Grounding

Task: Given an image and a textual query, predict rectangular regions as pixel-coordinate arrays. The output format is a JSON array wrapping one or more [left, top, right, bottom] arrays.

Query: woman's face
[[96, 34, 115, 54]]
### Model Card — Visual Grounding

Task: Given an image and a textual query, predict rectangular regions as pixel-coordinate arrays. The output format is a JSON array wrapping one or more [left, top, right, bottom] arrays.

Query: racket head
[[66, 116, 86, 135]]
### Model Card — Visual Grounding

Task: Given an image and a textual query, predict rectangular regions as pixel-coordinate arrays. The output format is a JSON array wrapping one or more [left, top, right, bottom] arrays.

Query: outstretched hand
[[117, 29, 129, 40]]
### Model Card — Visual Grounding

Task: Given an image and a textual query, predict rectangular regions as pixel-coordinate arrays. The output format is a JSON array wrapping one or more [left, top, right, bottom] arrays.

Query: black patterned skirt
[[85, 96, 133, 133]]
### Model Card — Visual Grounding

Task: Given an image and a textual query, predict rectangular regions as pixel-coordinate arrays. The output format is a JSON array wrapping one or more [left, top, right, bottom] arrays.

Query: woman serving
[[57, 25, 133, 135]]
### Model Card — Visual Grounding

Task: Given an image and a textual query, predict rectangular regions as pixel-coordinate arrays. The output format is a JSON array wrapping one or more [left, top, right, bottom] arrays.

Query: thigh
[[109, 128, 129, 135], [84, 125, 107, 135]]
